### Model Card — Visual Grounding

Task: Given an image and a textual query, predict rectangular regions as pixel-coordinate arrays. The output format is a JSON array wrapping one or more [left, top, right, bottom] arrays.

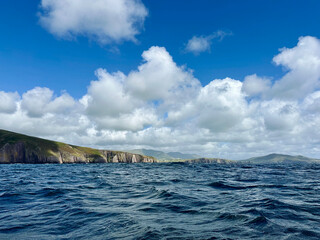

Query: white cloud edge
[[38, 0, 148, 44], [1, 36, 320, 160], [184, 30, 232, 55]]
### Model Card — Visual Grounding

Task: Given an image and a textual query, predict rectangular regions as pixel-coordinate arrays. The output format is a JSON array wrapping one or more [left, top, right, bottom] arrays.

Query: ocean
[[0, 163, 320, 239]]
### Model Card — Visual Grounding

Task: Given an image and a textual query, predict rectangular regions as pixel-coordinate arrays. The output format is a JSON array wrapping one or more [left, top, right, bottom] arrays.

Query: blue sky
[[1, 0, 319, 97], [1, 0, 320, 159]]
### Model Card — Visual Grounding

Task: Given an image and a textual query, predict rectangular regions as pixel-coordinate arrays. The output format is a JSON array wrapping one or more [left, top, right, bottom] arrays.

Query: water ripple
[[0, 163, 320, 239]]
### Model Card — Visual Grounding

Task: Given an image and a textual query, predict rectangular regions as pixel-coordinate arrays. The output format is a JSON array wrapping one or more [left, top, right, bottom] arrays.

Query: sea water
[[1, 163, 320, 239]]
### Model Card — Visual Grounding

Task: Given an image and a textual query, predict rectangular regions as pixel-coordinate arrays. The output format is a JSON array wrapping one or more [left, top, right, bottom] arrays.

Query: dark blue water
[[1, 163, 320, 240]]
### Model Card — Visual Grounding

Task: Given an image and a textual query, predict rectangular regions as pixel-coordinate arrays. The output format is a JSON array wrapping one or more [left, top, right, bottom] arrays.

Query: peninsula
[[1, 129, 319, 164], [0, 129, 156, 164]]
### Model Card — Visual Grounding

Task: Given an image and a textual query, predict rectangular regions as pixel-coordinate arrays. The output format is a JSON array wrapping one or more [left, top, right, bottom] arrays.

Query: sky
[[0, 0, 320, 159]]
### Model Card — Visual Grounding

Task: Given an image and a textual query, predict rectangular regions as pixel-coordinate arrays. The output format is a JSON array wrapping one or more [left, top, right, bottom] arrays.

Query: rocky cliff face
[[0, 130, 156, 164], [99, 150, 155, 163], [186, 158, 232, 164], [0, 142, 62, 164]]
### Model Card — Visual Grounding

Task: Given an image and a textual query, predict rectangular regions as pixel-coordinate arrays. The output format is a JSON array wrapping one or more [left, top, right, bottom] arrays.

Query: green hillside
[[128, 149, 200, 161], [1, 129, 319, 165], [0, 129, 156, 164], [241, 153, 320, 164]]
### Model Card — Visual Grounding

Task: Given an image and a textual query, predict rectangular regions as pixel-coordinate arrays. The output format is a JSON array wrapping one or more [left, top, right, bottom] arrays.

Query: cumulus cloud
[[196, 78, 248, 132], [82, 46, 200, 131], [166, 77, 249, 131], [39, 0, 148, 44], [261, 100, 300, 131], [242, 74, 271, 97], [126, 46, 200, 101], [271, 36, 320, 99], [302, 91, 320, 113], [2, 36, 320, 159], [185, 30, 232, 55], [0, 91, 19, 114], [84, 69, 135, 117], [21, 87, 76, 118]]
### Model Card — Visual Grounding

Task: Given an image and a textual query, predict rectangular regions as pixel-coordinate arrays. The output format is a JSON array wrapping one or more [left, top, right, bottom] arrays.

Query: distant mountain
[[2, 130, 319, 165], [0, 129, 156, 164], [167, 151, 201, 159], [162, 153, 320, 164], [241, 153, 320, 164], [128, 149, 200, 161], [183, 154, 320, 164]]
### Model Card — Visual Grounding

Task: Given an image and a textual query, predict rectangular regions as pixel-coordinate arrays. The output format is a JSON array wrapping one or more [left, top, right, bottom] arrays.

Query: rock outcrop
[[186, 158, 232, 164], [0, 142, 62, 164], [99, 150, 155, 163], [0, 129, 156, 164]]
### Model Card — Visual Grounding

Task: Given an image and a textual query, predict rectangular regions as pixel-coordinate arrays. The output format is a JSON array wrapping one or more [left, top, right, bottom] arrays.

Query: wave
[[0, 163, 320, 239]]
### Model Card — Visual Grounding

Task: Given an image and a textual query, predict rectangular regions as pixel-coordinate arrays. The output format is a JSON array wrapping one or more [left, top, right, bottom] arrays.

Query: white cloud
[[242, 74, 271, 97], [0, 91, 19, 114], [84, 69, 135, 117], [185, 36, 212, 55], [82, 69, 159, 131], [21, 87, 76, 118], [92, 108, 158, 131], [39, 0, 148, 44], [271, 36, 320, 99], [21, 87, 54, 117], [2, 36, 320, 160], [127, 46, 198, 100], [260, 100, 300, 131], [302, 91, 320, 113], [185, 30, 232, 55], [48, 92, 76, 114], [166, 77, 249, 131], [196, 78, 248, 132], [82, 46, 200, 131]]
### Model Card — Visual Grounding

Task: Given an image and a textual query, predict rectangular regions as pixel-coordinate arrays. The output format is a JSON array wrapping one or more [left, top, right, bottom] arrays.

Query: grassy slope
[[128, 149, 200, 161], [128, 148, 320, 164], [0, 129, 108, 160], [0, 129, 158, 163], [241, 153, 320, 164], [2, 130, 319, 164], [0, 129, 61, 157], [159, 154, 320, 164]]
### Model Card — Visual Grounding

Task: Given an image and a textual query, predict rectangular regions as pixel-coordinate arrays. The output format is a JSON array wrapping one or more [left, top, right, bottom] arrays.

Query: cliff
[[186, 158, 233, 164], [0, 129, 156, 164]]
